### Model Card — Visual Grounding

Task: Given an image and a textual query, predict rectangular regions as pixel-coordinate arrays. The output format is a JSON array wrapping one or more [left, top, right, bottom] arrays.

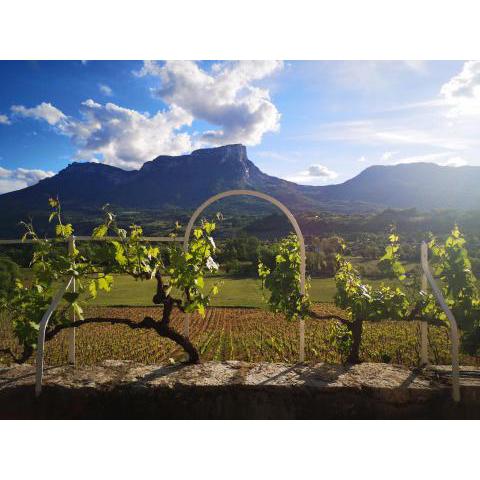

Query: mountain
[[301, 162, 480, 211], [0, 144, 479, 237], [0, 144, 317, 214]]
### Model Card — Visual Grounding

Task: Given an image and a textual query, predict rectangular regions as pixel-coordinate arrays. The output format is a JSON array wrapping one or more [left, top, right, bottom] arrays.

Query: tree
[[307, 235, 343, 276], [2, 199, 222, 364]]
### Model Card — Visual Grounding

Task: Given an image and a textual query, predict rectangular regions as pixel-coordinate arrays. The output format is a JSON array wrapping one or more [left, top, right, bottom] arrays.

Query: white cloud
[[0, 114, 10, 125], [287, 163, 338, 185], [70, 100, 194, 169], [9, 62, 283, 170], [11, 102, 67, 126], [380, 151, 395, 161], [0, 166, 54, 194], [441, 61, 480, 116], [11, 99, 194, 170], [308, 118, 478, 152], [98, 83, 113, 97], [440, 156, 468, 167], [307, 164, 337, 178], [329, 61, 428, 92], [136, 60, 283, 146], [357, 155, 366, 162]]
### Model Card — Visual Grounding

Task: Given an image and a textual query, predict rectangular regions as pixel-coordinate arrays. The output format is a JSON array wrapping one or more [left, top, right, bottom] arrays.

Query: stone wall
[[1, 361, 480, 419]]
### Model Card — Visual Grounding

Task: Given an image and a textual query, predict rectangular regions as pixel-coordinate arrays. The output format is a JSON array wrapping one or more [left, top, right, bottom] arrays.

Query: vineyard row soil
[[1, 303, 479, 367]]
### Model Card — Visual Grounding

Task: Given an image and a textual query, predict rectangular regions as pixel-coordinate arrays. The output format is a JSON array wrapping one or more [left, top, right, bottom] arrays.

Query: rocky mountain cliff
[[0, 144, 479, 236]]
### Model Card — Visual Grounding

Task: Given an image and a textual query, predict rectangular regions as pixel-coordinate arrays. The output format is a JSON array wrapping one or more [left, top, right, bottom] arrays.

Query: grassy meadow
[[85, 274, 405, 307]]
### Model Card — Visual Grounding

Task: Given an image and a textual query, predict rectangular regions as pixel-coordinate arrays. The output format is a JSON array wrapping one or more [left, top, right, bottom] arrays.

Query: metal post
[[420, 243, 429, 366], [35, 277, 73, 396], [299, 234, 306, 363], [299, 320, 305, 362], [421, 241, 460, 402], [68, 236, 76, 365], [450, 316, 461, 402]]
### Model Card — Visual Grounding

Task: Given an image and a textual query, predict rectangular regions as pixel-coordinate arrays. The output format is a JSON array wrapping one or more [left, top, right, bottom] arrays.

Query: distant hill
[[302, 162, 480, 211], [0, 144, 479, 237]]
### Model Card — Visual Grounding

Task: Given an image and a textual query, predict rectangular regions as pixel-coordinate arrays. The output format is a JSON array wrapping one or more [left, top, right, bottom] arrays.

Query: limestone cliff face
[[0, 144, 312, 213]]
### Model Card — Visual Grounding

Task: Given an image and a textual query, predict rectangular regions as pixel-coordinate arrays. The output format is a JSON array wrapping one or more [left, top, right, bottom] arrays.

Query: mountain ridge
[[0, 145, 479, 234]]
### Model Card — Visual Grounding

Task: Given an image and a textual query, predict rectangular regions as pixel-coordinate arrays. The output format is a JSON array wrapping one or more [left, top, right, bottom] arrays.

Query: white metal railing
[[0, 236, 184, 245], [420, 242, 460, 402], [0, 234, 463, 399]]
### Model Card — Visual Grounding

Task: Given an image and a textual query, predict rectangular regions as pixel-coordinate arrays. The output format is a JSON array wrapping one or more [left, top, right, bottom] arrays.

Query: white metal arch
[[420, 242, 460, 402], [183, 189, 307, 362]]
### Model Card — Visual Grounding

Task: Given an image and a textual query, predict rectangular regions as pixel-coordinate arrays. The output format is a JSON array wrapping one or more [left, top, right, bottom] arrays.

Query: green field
[[15, 267, 407, 307], [88, 274, 402, 307]]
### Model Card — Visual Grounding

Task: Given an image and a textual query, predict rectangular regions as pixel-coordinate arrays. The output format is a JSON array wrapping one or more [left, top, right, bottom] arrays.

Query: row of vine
[[0, 200, 479, 364]]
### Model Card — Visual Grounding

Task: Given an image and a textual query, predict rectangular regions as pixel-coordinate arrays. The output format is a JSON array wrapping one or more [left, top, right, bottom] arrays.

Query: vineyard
[[1, 303, 478, 367], [1, 197, 480, 385]]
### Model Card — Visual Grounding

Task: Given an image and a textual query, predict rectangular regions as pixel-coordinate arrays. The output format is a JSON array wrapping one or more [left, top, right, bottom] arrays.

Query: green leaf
[[72, 302, 84, 320], [88, 280, 97, 298], [92, 224, 108, 238], [98, 275, 113, 292]]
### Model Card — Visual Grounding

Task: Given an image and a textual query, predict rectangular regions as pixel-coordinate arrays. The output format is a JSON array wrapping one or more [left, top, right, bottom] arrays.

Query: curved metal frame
[[420, 242, 460, 402], [35, 276, 74, 396], [183, 189, 307, 362]]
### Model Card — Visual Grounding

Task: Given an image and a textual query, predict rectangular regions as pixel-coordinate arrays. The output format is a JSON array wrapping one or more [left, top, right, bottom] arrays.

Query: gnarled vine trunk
[[6, 271, 200, 365], [347, 318, 363, 364], [149, 270, 200, 363]]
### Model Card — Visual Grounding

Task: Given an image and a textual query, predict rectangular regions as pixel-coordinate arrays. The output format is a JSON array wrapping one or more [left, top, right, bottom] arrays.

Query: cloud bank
[[0, 166, 54, 194], [11, 102, 67, 126], [8, 61, 283, 170], [441, 60, 480, 116], [137, 60, 283, 146], [287, 163, 338, 185]]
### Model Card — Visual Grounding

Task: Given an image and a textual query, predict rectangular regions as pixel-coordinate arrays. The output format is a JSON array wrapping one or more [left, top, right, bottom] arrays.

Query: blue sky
[[1, 60, 479, 193]]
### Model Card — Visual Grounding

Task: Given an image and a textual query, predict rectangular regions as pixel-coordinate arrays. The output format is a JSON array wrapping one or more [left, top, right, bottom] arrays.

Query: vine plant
[[332, 227, 480, 363], [333, 232, 410, 363], [429, 226, 480, 355], [258, 234, 310, 321], [0, 199, 221, 364]]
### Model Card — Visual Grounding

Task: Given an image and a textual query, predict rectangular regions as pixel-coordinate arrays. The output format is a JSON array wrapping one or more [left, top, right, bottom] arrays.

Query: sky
[[1, 60, 479, 194]]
